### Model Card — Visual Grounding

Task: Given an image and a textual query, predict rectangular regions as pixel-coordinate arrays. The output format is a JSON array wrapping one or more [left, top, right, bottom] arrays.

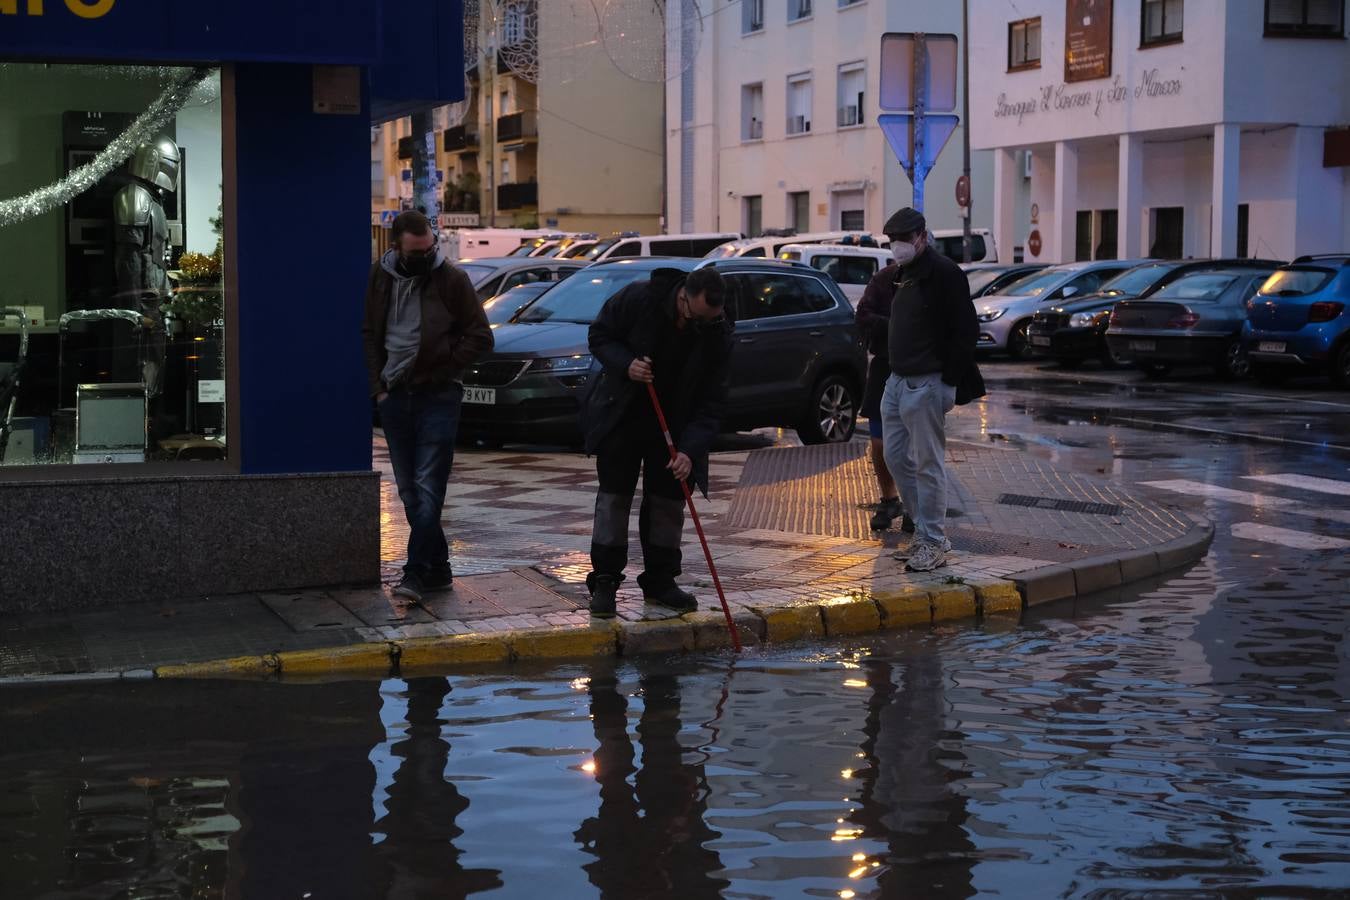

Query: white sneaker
[[904, 541, 949, 572], [892, 537, 951, 561]]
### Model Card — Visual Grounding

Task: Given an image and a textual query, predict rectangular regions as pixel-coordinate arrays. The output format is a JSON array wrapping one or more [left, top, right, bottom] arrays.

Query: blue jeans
[[880, 373, 956, 545], [379, 383, 463, 576]]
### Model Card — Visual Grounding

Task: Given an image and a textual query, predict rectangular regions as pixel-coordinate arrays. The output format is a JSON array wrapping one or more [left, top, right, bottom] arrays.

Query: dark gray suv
[[457, 257, 866, 446]]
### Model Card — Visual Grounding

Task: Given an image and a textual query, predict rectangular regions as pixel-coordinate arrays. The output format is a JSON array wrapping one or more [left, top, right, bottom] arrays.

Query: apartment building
[[971, 0, 1350, 264], [666, 0, 1003, 241]]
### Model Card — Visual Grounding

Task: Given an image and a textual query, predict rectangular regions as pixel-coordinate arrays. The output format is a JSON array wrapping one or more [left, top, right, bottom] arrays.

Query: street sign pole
[[912, 33, 928, 215], [961, 0, 973, 262]]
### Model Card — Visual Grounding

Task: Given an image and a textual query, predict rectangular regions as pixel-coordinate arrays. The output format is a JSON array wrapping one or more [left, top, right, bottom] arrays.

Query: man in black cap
[[879, 207, 983, 572]]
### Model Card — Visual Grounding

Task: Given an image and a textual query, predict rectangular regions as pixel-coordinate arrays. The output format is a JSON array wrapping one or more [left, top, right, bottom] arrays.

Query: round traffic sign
[[1028, 229, 1043, 257], [955, 174, 970, 208]]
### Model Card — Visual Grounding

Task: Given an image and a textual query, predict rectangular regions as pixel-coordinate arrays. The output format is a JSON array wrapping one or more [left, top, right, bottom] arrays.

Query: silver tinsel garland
[[0, 66, 213, 230]]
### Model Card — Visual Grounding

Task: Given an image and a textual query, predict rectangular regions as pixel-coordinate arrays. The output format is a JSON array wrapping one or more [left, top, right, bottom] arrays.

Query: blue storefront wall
[[0, 0, 465, 475]]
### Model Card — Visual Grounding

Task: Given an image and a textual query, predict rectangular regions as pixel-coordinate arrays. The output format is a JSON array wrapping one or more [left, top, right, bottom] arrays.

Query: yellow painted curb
[[398, 634, 511, 671], [973, 580, 1023, 616], [874, 587, 934, 629], [155, 654, 278, 680], [619, 619, 697, 655], [930, 584, 977, 622], [277, 643, 395, 677], [509, 623, 618, 660], [756, 605, 825, 643], [818, 595, 882, 636], [684, 611, 765, 650]]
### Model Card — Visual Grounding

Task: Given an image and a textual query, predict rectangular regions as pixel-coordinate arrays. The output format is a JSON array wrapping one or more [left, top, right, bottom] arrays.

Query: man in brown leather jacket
[[362, 211, 493, 602]]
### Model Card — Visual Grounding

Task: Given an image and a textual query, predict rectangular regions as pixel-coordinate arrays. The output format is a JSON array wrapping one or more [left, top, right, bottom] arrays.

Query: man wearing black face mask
[[581, 267, 732, 619], [362, 211, 493, 602]]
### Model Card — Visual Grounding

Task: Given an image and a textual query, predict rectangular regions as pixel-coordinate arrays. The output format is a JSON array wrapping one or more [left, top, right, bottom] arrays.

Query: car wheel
[[1333, 343, 1350, 390], [1215, 339, 1250, 381], [1007, 320, 1034, 360], [1139, 362, 1172, 379], [1251, 362, 1290, 386], [1100, 344, 1131, 369], [796, 374, 858, 445]]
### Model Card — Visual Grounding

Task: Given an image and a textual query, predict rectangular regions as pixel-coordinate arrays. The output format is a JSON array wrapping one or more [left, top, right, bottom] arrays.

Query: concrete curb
[[6, 524, 1212, 686]]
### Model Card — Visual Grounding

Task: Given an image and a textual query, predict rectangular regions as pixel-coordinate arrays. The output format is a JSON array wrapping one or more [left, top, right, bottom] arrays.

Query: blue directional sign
[[879, 113, 959, 173]]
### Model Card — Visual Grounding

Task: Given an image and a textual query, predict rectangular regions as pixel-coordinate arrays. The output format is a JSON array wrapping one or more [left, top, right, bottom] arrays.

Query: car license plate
[[1129, 340, 1156, 352], [1258, 341, 1286, 353], [1030, 336, 1052, 347], [462, 387, 496, 405]]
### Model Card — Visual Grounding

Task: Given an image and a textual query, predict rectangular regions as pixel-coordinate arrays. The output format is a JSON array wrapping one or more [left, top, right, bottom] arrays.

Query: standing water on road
[[2, 554, 1347, 898]]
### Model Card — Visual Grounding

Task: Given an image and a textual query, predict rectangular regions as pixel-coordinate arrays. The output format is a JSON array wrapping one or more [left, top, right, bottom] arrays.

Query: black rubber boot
[[869, 497, 902, 531], [588, 574, 622, 619], [900, 514, 916, 534], [643, 583, 697, 614]]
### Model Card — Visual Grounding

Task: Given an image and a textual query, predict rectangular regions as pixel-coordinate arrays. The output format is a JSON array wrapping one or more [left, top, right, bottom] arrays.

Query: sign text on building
[[994, 68, 1182, 124], [1, 0, 114, 17]]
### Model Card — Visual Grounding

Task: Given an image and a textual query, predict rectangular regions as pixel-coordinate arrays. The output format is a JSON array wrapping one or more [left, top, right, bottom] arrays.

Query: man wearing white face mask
[[879, 207, 984, 572]]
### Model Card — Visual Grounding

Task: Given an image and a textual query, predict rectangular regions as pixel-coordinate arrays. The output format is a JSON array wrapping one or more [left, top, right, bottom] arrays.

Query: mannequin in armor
[[114, 136, 180, 399]]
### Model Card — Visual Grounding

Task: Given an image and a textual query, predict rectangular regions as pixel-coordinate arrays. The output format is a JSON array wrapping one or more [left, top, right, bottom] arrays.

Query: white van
[[817, 228, 997, 264], [589, 231, 742, 263], [777, 243, 893, 307], [705, 231, 869, 260], [440, 228, 552, 260]]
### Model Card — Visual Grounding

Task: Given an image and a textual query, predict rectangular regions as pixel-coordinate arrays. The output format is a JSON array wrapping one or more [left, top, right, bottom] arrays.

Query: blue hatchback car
[[1243, 254, 1350, 387]]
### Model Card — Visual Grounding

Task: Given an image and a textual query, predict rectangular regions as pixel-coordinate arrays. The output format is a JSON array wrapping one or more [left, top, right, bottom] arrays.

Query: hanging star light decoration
[[0, 66, 212, 229]]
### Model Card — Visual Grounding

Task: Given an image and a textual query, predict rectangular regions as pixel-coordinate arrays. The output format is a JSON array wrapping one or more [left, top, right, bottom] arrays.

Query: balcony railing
[[497, 181, 538, 210], [496, 110, 538, 143], [444, 124, 481, 152]]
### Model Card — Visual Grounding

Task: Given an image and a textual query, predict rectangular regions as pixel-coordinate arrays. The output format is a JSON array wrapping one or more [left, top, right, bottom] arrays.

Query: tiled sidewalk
[[0, 435, 1197, 679]]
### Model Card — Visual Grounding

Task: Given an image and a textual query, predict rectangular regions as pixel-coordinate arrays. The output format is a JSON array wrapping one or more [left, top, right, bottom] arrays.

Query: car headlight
[[977, 308, 1005, 323], [526, 354, 593, 375], [1068, 311, 1109, 329]]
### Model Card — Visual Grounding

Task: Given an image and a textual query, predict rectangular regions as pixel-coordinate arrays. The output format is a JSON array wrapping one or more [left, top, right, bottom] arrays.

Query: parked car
[[539, 234, 598, 258], [588, 232, 741, 263], [454, 257, 587, 301], [929, 228, 999, 264], [776, 242, 893, 306], [976, 259, 1144, 359], [1243, 254, 1350, 388], [1029, 258, 1284, 366], [962, 262, 1049, 299], [1106, 266, 1279, 379], [481, 281, 556, 326], [457, 256, 866, 447], [706, 231, 865, 259], [507, 234, 566, 257]]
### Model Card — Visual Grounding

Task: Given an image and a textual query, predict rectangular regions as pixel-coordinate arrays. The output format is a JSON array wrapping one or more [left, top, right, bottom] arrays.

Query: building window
[[840, 209, 865, 230], [741, 83, 764, 140], [786, 73, 812, 135], [1074, 211, 1093, 262], [1265, 0, 1345, 36], [1142, 0, 1184, 45], [1150, 207, 1184, 259], [1237, 204, 1250, 258], [0, 64, 227, 468], [790, 191, 810, 231], [1097, 209, 1119, 259], [836, 62, 865, 128], [1008, 17, 1042, 70], [838, 0, 865, 8], [742, 0, 764, 34], [745, 195, 763, 238], [789, 0, 813, 21]]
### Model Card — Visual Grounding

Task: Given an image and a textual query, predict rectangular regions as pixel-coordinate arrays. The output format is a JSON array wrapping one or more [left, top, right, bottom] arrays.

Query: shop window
[[1008, 17, 1042, 70], [1096, 209, 1119, 260], [1150, 207, 1185, 259], [1142, 0, 1184, 45], [0, 65, 226, 468], [1075, 211, 1093, 261], [1237, 204, 1250, 258], [790, 191, 811, 232], [1265, 0, 1345, 37], [744, 195, 763, 238]]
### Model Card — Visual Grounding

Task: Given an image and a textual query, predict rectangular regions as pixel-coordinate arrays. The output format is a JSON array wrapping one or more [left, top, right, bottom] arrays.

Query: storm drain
[[997, 494, 1123, 516]]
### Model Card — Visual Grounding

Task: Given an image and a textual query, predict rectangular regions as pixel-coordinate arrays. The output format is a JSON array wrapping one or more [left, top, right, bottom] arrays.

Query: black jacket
[[582, 269, 734, 496], [887, 248, 986, 405], [856, 262, 898, 420]]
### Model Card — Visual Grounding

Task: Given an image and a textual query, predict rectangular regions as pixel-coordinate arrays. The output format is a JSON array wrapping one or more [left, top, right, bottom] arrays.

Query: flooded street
[[3, 365, 1348, 899]]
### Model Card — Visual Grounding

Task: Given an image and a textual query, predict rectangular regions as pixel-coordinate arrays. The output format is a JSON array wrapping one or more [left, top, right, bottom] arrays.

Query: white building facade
[[971, 0, 1350, 265], [666, 0, 1001, 240]]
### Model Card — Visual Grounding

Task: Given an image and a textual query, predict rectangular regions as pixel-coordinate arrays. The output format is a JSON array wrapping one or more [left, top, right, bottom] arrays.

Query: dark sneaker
[[588, 575, 621, 619], [869, 497, 902, 531], [424, 566, 453, 591], [643, 584, 698, 614], [900, 514, 916, 534], [392, 572, 426, 603]]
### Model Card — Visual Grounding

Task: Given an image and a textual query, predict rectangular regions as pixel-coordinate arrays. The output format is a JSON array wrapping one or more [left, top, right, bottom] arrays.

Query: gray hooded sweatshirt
[[379, 246, 448, 390]]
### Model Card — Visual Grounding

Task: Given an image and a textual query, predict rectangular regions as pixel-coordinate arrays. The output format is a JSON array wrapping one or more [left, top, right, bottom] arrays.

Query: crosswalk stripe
[[1140, 479, 1350, 525], [1243, 473, 1350, 497], [1230, 522, 1350, 551]]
